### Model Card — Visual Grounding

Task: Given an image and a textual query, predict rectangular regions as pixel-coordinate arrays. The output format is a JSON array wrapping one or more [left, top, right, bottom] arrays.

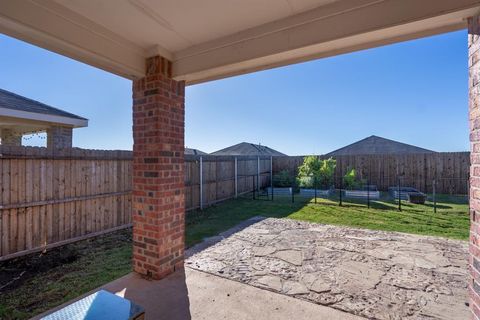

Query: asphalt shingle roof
[[0, 88, 87, 120], [326, 135, 435, 156], [185, 148, 207, 155], [211, 142, 286, 156]]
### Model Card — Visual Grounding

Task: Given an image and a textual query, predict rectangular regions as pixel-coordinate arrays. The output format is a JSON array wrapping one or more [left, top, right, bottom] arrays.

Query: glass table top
[[40, 290, 144, 320]]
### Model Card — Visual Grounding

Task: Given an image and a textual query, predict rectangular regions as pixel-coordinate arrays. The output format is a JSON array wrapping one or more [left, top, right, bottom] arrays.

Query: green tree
[[297, 156, 321, 188], [343, 167, 358, 190], [297, 156, 336, 189], [318, 157, 336, 189], [298, 156, 321, 177]]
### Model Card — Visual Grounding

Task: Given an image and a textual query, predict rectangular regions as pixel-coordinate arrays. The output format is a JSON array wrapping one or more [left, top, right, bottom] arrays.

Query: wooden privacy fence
[[184, 155, 272, 210], [0, 147, 272, 260], [0, 146, 133, 261], [0, 148, 469, 260], [273, 152, 470, 194]]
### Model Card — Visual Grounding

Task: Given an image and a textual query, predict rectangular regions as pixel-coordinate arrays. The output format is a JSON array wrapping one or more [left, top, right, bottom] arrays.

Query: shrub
[[297, 156, 336, 189], [343, 168, 358, 190], [298, 156, 321, 178], [318, 157, 336, 189], [297, 176, 314, 189], [273, 170, 293, 187]]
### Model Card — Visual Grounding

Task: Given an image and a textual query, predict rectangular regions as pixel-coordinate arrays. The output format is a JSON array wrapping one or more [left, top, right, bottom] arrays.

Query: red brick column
[[470, 16, 480, 320], [132, 55, 185, 279]]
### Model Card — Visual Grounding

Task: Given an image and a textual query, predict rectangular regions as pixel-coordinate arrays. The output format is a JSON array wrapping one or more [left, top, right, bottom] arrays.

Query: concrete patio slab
[[33, 267, 362, 320], [186, 217, 469, 320]]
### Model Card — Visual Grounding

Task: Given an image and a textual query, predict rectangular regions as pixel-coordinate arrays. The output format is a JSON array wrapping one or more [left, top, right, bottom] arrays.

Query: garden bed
[[389, 187, 426, 203], [344, 190, 380, 199], [408, 193, 427, 204], [266, 187, 292, 195], [299, 188, 332, 197]]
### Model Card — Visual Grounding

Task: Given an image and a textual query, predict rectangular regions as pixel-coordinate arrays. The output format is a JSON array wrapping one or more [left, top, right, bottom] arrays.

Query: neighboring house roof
[[211, 142, 286, 156], [0, 88, 88, 128], [185, 147, 207, 155], [326, 135, 435, 156]]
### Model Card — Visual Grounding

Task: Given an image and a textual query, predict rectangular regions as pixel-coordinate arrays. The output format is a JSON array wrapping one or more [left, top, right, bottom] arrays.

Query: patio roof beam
[[174, 0, 480, 84]]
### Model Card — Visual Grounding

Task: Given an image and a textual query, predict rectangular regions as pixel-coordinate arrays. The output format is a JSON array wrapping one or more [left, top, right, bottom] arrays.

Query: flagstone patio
[[186, 217, 469, 320]]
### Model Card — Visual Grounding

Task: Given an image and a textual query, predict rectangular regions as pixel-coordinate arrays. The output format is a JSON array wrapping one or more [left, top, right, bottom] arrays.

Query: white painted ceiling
[[58, 0, 338, 52]]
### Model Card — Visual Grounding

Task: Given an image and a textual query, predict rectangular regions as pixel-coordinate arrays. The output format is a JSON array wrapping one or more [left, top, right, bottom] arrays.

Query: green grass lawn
[[0, 194, 469, 319], [186, 193, 470, 245]]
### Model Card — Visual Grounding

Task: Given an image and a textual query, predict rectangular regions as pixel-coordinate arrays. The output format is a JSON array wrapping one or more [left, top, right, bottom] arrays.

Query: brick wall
[[469, 16, 480, 320], [131, 55, 186, 280]]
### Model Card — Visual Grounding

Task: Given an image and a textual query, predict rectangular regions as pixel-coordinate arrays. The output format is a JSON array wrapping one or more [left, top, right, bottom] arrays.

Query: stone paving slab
[[186, 217, 469, 320]]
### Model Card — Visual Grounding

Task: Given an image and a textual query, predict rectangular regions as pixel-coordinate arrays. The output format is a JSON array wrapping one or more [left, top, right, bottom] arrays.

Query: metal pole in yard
[[270, 156, 273, 201], [433, 178, 437, 213], [253, 175, 256, 200], [314, 177, 317, 204], [234, 157, 238, 198], [367, 179, 370, 209], [398, 177, 402, 212], [292, 178, 295, 203], [339, 182, 343, 206], [199, 156, 203, 210], [257, 156, 260, 192]]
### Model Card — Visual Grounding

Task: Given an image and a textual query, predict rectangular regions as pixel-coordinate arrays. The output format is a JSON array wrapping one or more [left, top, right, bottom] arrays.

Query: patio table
[[40, 290, 145, 320]]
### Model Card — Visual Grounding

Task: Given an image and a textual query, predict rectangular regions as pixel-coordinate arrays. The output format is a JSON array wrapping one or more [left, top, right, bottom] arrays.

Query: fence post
[[397, 177, 402, 212], [234, 157, 238, 198], [257, 156, 260, 192], [314, 176, 317, 204], [291, 175, 295, 203], [339, 180, 343, 206], [199, 156, 203, 210], [270, 156, 273, 201], [253, 175, 256, 200], [367, 179, 370, 208], [433, 178, 436, 213]]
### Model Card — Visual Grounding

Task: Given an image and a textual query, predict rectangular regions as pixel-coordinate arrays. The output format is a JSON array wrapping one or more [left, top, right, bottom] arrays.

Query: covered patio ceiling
[[1, 0, 479, 84], [2, 1, 480, 319]]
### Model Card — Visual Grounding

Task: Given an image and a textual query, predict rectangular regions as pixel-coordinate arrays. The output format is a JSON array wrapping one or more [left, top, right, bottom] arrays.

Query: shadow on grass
[[368, 201, 396, 210], [423, 203, 453, 210]]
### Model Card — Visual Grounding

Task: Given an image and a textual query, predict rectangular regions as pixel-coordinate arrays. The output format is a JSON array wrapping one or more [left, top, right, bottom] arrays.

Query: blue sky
[[0, 30, 469, 155]]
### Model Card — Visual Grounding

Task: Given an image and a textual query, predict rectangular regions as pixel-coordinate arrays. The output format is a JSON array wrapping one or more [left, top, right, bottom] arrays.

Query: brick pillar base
[[469, 16, 480, 320], [132, 55, 185, 280]]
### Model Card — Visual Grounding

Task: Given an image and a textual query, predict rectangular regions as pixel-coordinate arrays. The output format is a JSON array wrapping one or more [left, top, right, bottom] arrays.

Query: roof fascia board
[[0, 107, 88, 128]]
